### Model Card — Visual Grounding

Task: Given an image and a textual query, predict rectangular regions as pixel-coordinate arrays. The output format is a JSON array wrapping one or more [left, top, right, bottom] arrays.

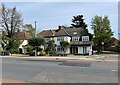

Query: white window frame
[[72, 37, 79, 41], [82, 36, 89, 41]]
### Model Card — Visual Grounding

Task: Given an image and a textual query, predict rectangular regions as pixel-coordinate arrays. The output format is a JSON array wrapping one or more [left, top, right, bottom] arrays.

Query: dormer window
[[72, 37, 79, 41], [82, 36, 89, 41], [73, 32, 77, 35]]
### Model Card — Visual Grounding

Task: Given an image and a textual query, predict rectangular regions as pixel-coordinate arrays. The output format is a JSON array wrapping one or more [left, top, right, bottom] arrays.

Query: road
[[2, 57, 118, 83]]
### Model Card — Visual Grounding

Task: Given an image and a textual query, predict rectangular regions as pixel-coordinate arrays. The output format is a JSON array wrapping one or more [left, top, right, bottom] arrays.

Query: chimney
[[58, 26, 61, 29], [58, 25, 64, 30]]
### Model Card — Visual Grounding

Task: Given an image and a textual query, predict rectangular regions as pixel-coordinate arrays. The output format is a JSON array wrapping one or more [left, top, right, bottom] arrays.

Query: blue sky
[[4, 2, 118, 39]]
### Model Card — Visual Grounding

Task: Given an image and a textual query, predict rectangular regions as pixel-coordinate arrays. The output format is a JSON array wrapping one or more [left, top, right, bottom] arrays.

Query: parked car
[[1, 51, 9, 56], [29, 51, 35, 56]]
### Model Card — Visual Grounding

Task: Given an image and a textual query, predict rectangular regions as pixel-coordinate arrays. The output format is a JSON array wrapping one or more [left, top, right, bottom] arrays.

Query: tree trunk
[[64, 48, 67, 56], [35, 47, 37, 56], [97, 42, 101, 52]]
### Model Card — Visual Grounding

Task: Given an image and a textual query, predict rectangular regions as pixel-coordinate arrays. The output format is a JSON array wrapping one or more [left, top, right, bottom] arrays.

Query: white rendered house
[[13, 32, 30, 54], [37, 26, 93, 55]]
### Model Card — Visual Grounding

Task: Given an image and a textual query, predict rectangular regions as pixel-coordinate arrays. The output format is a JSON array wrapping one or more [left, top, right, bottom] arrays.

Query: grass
[[95, 51, 104, 55]]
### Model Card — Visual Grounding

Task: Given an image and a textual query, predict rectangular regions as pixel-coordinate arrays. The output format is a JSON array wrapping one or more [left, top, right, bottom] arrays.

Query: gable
[[55, 29, 70, 37]]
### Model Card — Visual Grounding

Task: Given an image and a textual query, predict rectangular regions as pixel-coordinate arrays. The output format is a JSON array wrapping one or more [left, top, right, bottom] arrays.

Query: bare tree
[[0, 3, 23, 51]]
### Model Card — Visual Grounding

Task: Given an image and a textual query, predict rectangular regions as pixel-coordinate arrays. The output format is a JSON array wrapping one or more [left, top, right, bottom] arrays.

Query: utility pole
[[34, 21, 37, 56], [35, 21, 37, 38]]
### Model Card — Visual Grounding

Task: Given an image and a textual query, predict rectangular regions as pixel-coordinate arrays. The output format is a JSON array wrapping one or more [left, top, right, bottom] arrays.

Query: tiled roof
[[55, 28, 70, 36], [55, 27, 88, 37], [66, 27, 88, 36], [37, 26, 90, 37], [13, 32, 30, 40], [37, 30, 55, 38]]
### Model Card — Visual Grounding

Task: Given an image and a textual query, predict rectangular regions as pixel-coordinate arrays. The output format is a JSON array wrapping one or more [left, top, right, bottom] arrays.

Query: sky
[[2, 2, 119, 39]]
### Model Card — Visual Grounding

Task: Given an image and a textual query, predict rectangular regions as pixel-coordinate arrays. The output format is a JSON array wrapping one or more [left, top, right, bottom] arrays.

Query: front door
[[71, 47, 78, 54], [83, 46, 87, 54]]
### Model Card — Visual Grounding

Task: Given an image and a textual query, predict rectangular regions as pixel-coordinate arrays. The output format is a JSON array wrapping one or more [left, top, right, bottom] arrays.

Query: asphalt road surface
[[2, 57, 118, 83]]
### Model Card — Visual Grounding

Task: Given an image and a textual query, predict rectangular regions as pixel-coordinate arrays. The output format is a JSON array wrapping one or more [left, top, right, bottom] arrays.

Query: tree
[[23, 24, 35, 38], [28, 37, 45, 56], [71, 15, 87, 28], [91, 15, 113, 52], [46, 40, 56, 55], [60, 41, 70, 56], [0, 3, 23, 51]]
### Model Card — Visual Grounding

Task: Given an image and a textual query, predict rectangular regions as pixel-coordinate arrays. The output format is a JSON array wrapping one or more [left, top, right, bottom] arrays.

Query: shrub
[[95, 51, 103, 55], [49, 51, 56, 56], [9, 48, 19, 54], [0, 47, 3, 53], [39, 51, 46, 56]]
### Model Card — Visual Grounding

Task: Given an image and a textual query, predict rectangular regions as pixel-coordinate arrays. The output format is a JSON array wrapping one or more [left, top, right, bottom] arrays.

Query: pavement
[[0, 53, 118, 61]]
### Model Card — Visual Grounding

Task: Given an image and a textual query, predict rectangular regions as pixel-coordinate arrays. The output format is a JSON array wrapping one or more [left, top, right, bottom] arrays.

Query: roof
[[13, 32, 30, 40], [37, 26, 90, 38], [54, 27, 89, 37], [66, 27, 88, 36], [37, 30, 55, 38], [109, 37, 119, 45], [55, 28, 70, 36]]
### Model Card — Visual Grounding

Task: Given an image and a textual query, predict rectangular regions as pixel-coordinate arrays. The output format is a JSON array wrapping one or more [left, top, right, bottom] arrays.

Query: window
[[72, 37, 79, 41], [82, 36, 89, 41], [57, 37, 64, 41], [73, 32, 77, 35], [57, 46, 63, 51]]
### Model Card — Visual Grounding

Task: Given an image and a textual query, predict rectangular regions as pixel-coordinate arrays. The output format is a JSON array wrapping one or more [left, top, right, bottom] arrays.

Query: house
[[37, 29, 55, 42], [37, 26, 93, 55], [1, 31, 30, 54], [109, 37, 119, 47], [13, 32, 30, 54]]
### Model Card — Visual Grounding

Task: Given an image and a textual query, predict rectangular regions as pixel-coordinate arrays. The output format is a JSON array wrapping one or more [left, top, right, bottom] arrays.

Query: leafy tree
[[28, 37, 45, 56], [60, 41, 70, 56], [23, 24, 35, 38], [0, 3, 23, 51], [91, 15, 113, 52], [46, 40, 56, 55], [71, 15, 87, 28]]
